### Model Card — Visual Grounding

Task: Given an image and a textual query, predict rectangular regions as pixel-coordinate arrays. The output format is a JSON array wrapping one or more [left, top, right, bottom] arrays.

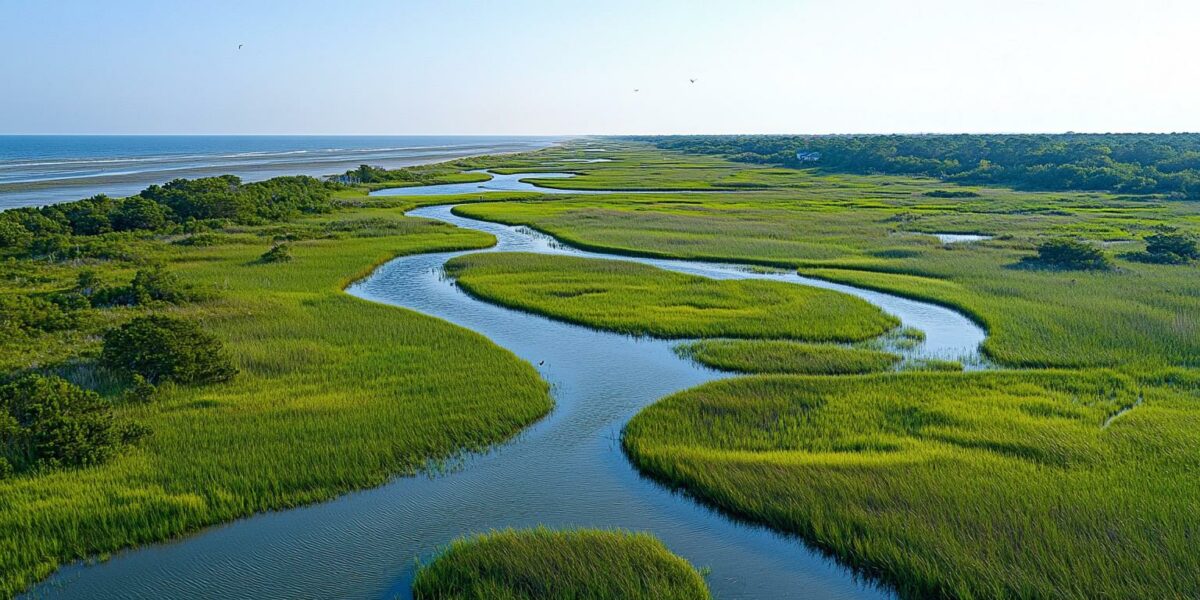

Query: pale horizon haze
[[2, 0, 1198, 135]]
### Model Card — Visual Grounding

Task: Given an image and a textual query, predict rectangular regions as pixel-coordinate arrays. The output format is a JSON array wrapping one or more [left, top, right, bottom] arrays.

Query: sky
[[2, 0, 1198, 135]]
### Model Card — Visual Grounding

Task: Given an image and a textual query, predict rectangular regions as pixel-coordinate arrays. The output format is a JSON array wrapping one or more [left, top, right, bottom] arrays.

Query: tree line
[[630, 134, 1200, 198], [0, 175, 335, 256]]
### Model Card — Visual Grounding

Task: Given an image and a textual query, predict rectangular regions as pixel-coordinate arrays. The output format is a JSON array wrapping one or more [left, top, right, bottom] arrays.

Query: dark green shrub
[[129, 266, 192, 304], [91, 266, 194, 307], [27, 233, 73, 258], [1143, 227, 1199, 263], [76, 269, 102, 298], [61, 195, 115, 236], [140, 176, 248, 222], [242, 176, 334, 220], [259, 243, 293, 263], [0, 295, 79, 334], [1031, 238, 1112, 270], [4, 210, 67, 238], [120, 374, 157, 404], [101, 315, 237, 385], [139, 175, 332, 224], [0, 219, 33, 250], [636, 133, 1200, 198], [0, 374, 146, 475], [111, 196, 170, 231], [47, 291, 91, 312]]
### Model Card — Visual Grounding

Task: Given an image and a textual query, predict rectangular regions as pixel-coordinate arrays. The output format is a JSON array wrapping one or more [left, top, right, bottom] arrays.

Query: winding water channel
[[28, 174, 986, 599]]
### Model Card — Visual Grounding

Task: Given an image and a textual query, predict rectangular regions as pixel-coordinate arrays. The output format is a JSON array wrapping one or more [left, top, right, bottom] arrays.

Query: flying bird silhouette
[[238, 44, 244, 50], [689, 78, 697, 83], [633, 88, 639, 93]]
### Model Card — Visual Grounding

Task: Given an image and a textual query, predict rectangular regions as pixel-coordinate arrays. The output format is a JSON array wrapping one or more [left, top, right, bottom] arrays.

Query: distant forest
[[629, 134, 1200, 199]]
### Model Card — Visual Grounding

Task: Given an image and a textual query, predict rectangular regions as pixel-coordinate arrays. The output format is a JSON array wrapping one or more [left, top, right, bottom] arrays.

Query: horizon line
[[4, 131, 1200, 137]]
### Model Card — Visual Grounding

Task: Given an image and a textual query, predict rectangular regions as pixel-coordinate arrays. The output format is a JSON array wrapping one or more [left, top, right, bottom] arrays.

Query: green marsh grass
[[675, 339, 901, 375], [0, 209, 553, 597], [411, 528, 710, 600], [448, 142, 1200, 597], [623, 370, 1200, 599], [7, 139, 1200, 598], [898, 358, 964, 372], [443, 252, 898, 342], [451, 158, 1200, 369]]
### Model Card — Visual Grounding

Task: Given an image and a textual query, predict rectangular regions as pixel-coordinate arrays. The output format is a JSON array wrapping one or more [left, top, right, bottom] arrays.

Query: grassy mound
[[444, 252, 898, 342], [675, 339, 900, 375], [623, 370, 1200, 599], [412, 528, 710, 600]]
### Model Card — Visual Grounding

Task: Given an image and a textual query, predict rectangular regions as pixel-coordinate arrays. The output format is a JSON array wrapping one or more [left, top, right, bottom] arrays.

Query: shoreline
[[0, 137, 569, 210]]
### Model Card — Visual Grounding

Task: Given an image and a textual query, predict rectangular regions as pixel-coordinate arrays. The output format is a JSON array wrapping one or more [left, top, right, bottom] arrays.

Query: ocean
[[0, 135, 565, 210]]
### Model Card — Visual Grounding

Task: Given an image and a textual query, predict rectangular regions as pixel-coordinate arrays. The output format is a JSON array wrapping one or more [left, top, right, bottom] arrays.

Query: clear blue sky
[[2, 0, 1197, 134]]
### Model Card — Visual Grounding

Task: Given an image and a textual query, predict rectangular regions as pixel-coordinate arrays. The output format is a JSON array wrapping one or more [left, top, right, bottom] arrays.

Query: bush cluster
[[100, 315, 237, 385], [0, 308, 234, 478], [336, 162, 468, 185], [86, 266, 197, 307], [0, 294, 83, 335], [0, 175, 334, 255], [258, 243, 293, 263], [0, 374, 147, 477], [1030, 238, 1113, 270], [1138, 227, 1200, 264]]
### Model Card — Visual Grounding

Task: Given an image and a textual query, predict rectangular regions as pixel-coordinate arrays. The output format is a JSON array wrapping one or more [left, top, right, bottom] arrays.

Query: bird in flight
[[689, 78, 697, 83], [633, 88, 639, 93], [238, 44, 244, 50]]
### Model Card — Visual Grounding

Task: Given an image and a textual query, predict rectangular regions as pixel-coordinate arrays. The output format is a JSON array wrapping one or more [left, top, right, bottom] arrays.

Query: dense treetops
[[632, 133, 1200, 198], [0, 174, 334, 254], [335, 162, 488, 186]]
